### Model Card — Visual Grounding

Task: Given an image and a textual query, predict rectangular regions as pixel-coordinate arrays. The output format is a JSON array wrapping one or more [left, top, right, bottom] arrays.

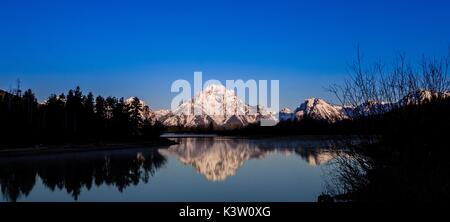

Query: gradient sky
[[1, 0, 450, 109]]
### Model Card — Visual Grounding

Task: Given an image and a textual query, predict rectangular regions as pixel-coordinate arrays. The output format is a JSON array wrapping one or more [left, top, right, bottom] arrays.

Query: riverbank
[[0, 138, 177, 157]]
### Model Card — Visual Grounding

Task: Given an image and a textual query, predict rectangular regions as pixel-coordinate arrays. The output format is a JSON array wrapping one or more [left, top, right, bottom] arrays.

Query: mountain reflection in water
[[159, 137, 340, 181], [0, 136, 347, 202]]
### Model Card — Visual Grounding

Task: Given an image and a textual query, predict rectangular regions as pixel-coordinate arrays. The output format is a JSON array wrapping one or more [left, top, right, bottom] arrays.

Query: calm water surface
[[0, 136, 346, 202]]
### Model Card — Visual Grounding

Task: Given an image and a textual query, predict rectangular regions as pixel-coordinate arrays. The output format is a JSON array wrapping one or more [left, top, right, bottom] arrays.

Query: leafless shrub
[[329, 46, 450, 118], [324, 141, 373, 200]]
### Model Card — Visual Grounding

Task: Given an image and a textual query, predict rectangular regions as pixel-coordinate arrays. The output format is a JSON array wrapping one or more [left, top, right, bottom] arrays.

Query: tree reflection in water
[[0, 148, 166, 201], [159, 137, 347, 181], [0, 137, 351, 202]]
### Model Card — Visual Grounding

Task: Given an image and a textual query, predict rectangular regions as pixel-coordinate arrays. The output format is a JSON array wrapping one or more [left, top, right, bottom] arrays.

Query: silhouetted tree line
[[0, 86, 163, 147]]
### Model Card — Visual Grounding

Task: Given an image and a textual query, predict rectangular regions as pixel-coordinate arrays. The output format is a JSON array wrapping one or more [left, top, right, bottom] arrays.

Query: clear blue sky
[[1, 0, 450, 109]]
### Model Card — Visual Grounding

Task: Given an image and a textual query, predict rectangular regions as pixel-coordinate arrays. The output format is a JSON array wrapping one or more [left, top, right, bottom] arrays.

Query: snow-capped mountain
[[140, 88, 450, 126], [125, 97, 153, 120], [400, 89, 450, 106], [350, 90, 450, 117], [158, 84, 275, 129], [349, 100, 391, 117], [279, 108, 295, 121], [277, 89, 450, 123], [293, 98, 348, 122], [153, 109, 172, 123]]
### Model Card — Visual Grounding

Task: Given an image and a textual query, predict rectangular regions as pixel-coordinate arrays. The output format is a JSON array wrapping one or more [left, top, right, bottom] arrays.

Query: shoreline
[[0, 134, 369, 157], [0, 138, 178, 157]]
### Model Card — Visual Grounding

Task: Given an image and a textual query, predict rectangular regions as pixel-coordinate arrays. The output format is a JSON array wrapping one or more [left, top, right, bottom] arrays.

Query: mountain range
[[278, 89, 450, 123], [4, 84, 447, 129], [151, 84, 275, 129], [133, 86, 450, 129]]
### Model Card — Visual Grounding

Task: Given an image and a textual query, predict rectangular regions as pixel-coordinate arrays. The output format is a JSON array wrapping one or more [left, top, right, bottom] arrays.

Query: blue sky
[[1, 0, 450, 109]]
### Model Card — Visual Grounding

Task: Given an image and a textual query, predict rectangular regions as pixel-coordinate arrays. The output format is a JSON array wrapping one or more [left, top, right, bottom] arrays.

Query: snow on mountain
[[400, 89, 450, 106], [224, 115, 248, 129], [278, 89, 450, 123], [279, 108, 294, 121], [159, 84, 275, 129], [153, 109, 172, 123], [350, 89, 450, 117], [353, 100, 391, 117], [132, 88, 450, 126], [125, 96, 145, 106], [125, 97, 153, 120], [293, 98, 348, 122]]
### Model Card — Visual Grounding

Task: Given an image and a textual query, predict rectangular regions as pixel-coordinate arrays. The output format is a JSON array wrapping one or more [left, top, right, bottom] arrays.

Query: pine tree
[[129, 97, 143, 135], [22, 89, 37, 129]]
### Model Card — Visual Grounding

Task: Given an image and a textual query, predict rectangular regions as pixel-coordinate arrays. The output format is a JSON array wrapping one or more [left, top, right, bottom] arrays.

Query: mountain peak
[[279, 107, 294, 121], [401, 89, 450, 105], [157, 84, 274, 129], [294, 98, 347, 122], [203, 84, 228, 92], [280, 107, 292, 113], [125, 96, 146, 106]]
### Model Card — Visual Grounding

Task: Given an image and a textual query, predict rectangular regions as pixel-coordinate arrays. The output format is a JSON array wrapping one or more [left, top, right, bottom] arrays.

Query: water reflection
[[159, 137, 342, 181], [0, 148, 166, 201], [0, 136, 346, 202]]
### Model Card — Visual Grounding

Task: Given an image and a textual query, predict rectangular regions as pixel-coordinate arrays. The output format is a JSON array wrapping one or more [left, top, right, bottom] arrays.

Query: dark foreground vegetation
[[325, 48, 450, 202], [325, 96, 450, 202], [230, 47, 450, 202], [324, 48, 450, 202], [0, 86, 166, 149]]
